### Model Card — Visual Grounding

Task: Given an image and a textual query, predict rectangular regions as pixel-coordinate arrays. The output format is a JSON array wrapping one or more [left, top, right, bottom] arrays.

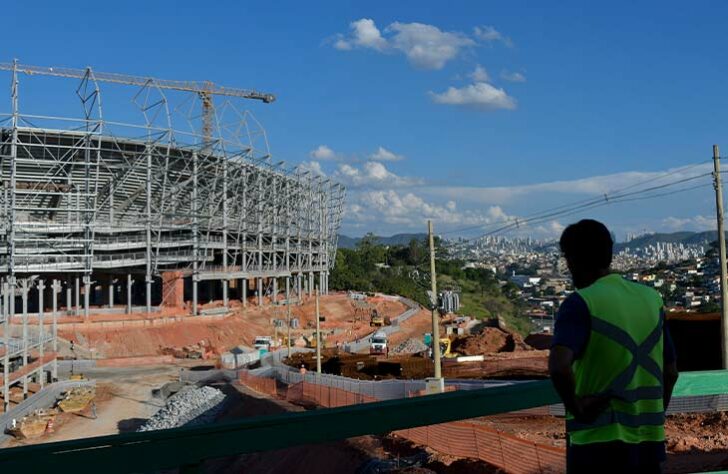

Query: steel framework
[[0, 61, 345, 410]]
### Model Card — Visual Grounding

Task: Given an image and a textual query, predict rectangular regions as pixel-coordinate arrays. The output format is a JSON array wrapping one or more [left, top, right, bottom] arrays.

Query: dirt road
[[6, 365, 178, 447]]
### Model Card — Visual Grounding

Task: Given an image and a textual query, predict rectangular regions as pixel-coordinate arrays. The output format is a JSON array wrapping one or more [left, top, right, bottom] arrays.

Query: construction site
[[0, 61, 344, 412], [0, 61, 726, 474]]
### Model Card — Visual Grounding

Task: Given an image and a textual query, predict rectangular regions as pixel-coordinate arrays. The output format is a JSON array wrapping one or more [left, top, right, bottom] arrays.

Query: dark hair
[[559, 219, 613, 270]]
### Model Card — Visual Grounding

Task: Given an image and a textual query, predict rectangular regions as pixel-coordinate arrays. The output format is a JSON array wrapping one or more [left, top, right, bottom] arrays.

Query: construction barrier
[[238, 370, 277, 397], [238, 370, 565, 473], [395, 421, 564, 473]]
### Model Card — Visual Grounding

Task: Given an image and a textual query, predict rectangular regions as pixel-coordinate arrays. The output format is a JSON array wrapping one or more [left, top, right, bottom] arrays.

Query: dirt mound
[[392, 338, 428, 355], [451, 327, 532, 356], [60, 294, 404, 359], [667, 412, 728, 453]]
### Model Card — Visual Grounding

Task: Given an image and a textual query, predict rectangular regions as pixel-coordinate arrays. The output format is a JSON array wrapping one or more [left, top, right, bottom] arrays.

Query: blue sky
[[4, 1, 728, 240]]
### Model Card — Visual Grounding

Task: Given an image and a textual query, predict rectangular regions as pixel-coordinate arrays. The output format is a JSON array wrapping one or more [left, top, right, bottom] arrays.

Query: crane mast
[[0, 61, 276, 145]]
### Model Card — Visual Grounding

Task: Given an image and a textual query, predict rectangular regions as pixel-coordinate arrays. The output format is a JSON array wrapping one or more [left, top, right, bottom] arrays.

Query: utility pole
[[287, 281, 292, 359], [713, 145, 728, 369], [428, 220, 443, 382], [315, 287, 322, 374]]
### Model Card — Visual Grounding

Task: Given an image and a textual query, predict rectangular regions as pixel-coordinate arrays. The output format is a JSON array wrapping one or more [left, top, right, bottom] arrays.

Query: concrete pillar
[[297, 274, 302, 304], [22, 279, 28, 399], [308, 272, 314, 297], [242, 278, 247, 308], [192, 275, 198, 316], [108, 278, 114, 308], [65, 278, 72, 316], [52, 279, 58, 382], [272, 278, 278, 305], [222, 279, 229, 308], [83, 275, 90, 322], [74, 276, 80, 317], [146, 275, 152, 315], [38, 279, 45, 389], [2, 280, 8, 411], [126, 274, 133, 315], [257, 278, 263, 307]]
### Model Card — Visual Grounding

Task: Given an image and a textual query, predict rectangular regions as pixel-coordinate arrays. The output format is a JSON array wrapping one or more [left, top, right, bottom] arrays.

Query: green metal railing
[[0, 371, 726, 473]]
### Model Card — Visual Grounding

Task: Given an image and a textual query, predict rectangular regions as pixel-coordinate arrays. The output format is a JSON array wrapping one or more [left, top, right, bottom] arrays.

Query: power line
[[444, 172, 713, 243], [440, 160, 711, 237]]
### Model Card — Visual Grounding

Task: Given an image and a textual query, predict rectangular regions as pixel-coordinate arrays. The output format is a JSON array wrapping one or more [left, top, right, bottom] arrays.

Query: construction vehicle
[[8, 408, 58, 439], [253, 336, 273, 354], [438, 338, 459, 359], [370, 331, 389, 356], [304, 332, 324, 349], [369, 309, 391, 327], [57, 386, 96, 413]]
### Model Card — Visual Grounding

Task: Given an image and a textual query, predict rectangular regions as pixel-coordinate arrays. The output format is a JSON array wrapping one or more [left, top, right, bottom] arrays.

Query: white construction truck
[[369, 331, 388, 356]]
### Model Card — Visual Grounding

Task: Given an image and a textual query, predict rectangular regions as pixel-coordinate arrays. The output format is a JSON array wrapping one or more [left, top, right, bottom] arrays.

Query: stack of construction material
[[138, 386, 225, 432], [391, 338, 428, 355]]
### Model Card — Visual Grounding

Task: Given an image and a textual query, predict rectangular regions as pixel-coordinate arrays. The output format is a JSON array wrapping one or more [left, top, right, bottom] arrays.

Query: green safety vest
[[568, 273, 665, 446]]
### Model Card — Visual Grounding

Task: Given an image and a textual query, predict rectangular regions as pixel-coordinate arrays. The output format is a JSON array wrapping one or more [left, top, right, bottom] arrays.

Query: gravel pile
[[391, 338, 428, 355], [138, 385, 226, 432]]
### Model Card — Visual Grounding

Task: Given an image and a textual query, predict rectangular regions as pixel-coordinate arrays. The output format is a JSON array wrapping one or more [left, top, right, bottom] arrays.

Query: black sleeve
[[663, 311, 677, 364], [551, 293, 590, 358]]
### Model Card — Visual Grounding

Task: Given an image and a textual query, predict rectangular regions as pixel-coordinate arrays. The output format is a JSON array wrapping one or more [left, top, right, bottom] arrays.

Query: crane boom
[[0, 62, 276, 103]]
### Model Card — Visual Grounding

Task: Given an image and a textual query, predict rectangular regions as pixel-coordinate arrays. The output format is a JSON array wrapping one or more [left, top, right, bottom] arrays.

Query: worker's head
[[559, 219, 613, 288]]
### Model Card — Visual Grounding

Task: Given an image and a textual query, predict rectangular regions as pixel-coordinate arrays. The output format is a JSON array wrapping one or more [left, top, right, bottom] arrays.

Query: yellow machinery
[[439, 338, 459, 358], [304, 332, 324, 349], [370, 309, 384, 327], [57, 386, 96, 413]]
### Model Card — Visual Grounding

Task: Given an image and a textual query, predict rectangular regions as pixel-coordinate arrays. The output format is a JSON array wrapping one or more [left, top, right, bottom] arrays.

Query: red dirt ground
[[477, 413, 728, 473], [451, 327, 532, 355], [60, 293, 406, 358]]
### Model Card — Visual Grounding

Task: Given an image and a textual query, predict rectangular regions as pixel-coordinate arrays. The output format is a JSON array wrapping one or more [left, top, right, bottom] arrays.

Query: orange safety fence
[[238, 370, 277, 397], [395, 421, 564, 473], [237, 370, 566, 473]]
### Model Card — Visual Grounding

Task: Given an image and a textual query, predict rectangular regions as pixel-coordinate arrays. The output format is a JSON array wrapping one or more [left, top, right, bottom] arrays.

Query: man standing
[[549, 219, 678, 473]]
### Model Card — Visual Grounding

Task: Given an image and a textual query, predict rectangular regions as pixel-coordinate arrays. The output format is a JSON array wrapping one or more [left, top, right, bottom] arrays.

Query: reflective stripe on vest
[[567, 275, 665, 444], [566, 314, 663, 432]]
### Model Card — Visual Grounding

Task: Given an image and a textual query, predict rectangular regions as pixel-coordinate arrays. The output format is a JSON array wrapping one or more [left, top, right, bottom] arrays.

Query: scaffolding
[[0, 61, 345, 410]]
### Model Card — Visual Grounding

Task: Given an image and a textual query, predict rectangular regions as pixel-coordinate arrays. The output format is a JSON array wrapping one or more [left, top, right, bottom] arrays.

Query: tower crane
[[0, 61, 276, 144]]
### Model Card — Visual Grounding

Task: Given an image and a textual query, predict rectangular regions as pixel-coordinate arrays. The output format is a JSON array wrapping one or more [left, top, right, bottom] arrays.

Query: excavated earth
[[59, 294, 405, 359]]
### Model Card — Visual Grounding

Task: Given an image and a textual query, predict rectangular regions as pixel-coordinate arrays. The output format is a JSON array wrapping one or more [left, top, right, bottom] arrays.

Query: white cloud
[[333, 19, 476, 70], [422, 163, 713, 205], [297, 161, 326, 176], [501, 70, 526, 83], [309, 145, 339, 161], [430, 82, 517, 110], [386, 22, 476, 70], [333, 39, 352, 51], [661, 215, 714, 231], [346, 189, 516, 229], [334, 18, 388, 51], [473, 26, 513, 47], [334, 161, 421, 189], [369, 146, 404, 162], [469, 64, 490, 82]]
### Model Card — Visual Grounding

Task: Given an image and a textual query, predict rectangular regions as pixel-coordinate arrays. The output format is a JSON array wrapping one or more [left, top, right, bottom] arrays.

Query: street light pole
[[428, 220, 442, 381]]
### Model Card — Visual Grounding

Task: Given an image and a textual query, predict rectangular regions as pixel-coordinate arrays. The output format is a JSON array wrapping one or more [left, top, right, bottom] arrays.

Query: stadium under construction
[[0, 61, 345, 410]]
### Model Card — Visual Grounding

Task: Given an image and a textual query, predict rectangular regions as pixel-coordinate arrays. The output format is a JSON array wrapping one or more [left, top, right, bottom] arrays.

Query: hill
[[614, 231, 721, 252], [337, 233, 427, 249]]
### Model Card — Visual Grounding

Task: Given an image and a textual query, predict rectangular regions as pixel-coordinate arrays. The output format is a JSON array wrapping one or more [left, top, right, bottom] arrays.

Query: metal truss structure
[[0, 61, 345, 410]]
